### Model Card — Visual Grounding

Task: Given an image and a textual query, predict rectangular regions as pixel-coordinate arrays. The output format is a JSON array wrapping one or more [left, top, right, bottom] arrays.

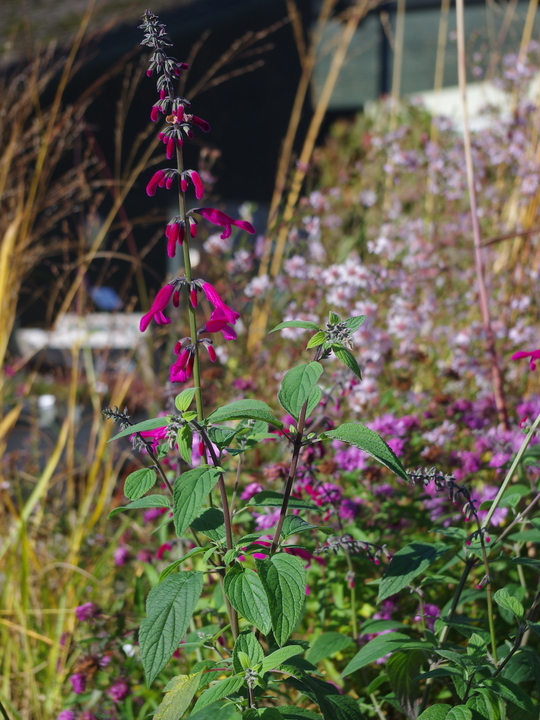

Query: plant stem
[[270, 401, 308, 556], [176, 145, 204, 422], [455, 0, 509, 429], [479, 539, 497, 662], [482, 410, 540, 529]]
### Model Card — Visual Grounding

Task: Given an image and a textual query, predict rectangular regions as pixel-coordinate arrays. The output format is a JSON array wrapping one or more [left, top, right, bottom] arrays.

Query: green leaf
[[208, 400, 282, 429], [378, 542, 448, 602], [173, 467, 221, 538], [232, 630, 264, 673], [249, 491, 317, 510], [187, 702, 241, 720], [344, 315, 366, 333], [191, 508, 225, 541], [281, 515, 332, 538], [307, 332, 327, 349], [445, 708, 472, 720], [159, 548, 207, 582], [493, 587, 525, 620], [482, 677, 537, 716], [154, 672, 202, 720], [418, 705, 452, 720], [331, 346, 362, 380], [340, 632, 412, 677], [177, 425, 193, 465], [124, 467, 157, 500], [192, 675, 244, 712], [108, 416, 169, 442], [360, 619, 409, 634], [175, 388, 198, 412], [306, 632, 354, 664], [223, 565, 272, 635], [305, 386, 322, 419], [508, 529, 540, 542], [140, 571, 204, 686], [108, 494, 170, 518], [322, 695, 365, 720], [207, 426, 238, 449], [260, 645, 304, 673], [328, 312, 341, 324], [322, 423, 409, 483], [277, 363, 323, 421], [257, 554, 306, 645], [387, 650, 425, 719], [270, 320, 320, 333], [274, 708, 322, 720]]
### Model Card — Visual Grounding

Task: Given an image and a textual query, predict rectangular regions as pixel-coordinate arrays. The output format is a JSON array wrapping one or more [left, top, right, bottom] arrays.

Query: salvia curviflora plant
[[96, 10, 540, 720]]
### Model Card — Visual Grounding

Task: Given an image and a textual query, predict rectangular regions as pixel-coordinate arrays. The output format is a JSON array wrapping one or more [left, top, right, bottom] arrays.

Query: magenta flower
[[170, 347, 195, 383], [75, 602, 99, 622], [146, 170, 166, 196], [165, 220, 185, 258], [241, 482, 264, 501], [200, 281, 240, 325], [108, 677, 131, 702], [139, 424, 168, 451], [113, 547, 130, 566], [140, 284, 174, 332], [156, 542, 172, 560], [69, 672, 86, 694], [190, 207, 255, 239], [202, 307, 237, 340], [180, 170, 204, 200], [511, 348, 540, 371], [57, 711, 76, 720]]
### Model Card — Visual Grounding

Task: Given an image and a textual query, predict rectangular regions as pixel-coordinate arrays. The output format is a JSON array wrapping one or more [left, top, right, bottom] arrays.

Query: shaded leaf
[[208, 400, 282, 429], [418, 706, 452, 720], [306, 632, 353, 664], [191, 508, 225, 541], [250, 491, 317, 510], [322, 423, 409, 483], [173, 467, 221, 537], [379, 543, 448, 602], [341, 633, 412, 677]]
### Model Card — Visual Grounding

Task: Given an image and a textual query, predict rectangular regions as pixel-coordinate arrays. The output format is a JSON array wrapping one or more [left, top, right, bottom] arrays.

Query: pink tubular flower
[[170, 347, 195, 383], [202, 307, 237, 340], [200, 281, 240, 324], [140, 284, 174, 332], [165, 220, 185, 257], [511, 348, 540, 371], [191, 115, 211, 132], [156, 542, 172, 560], [57, 711, 76, 720], [191, 207, 255, 239], [146, 170, 166, 196], [181, 171, 204, 200]]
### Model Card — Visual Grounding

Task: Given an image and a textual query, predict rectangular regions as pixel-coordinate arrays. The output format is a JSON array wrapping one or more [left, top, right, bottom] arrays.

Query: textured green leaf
[[360, 619, 409, 634], [344, 315, 366, 333], [186, 702, 241, 720], [177, 425, 193, 465], [270, 320, 320, 333], [340, 632, 412, 677], [306, 632, 353, 664], [159, 548, 206, 582], [175, 388, 198, 412], [173, 467, 221, 537], [445, 707, 472, 720], [482, 677, 537, 716], [154, 672, 202, 720], [140, 571, 204, 686], [305, 385, 322, 419], [208, 400, 282, 429], [387, 650, 425, 718], [192, 675, 244, 712], [191, 508, 225, 541], [275, 708, 322, 720], [257, 554, 306, 645], [278, 363, 323, 421], [232, 630, 264, 673], [322, 695, 365, 720], [331, 346, 362, 380], [306, 332, 327, 349], [322, 423, 409, 483], [493, 588, 525, 620], [259, 645, 304, 673], [418, 706, 452, 720], [281, 515, 331, 538], [224, 565, 272, 635], [108, 416, 169, 442], [378, 542, 448, 602], [108, 494, 170, 518], [124, 467, 157, 500], [250, 491, 317, 510]]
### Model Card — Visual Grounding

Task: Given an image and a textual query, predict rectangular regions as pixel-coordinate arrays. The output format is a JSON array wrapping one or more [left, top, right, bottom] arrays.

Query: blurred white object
[[37, 394, 56, 428]]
